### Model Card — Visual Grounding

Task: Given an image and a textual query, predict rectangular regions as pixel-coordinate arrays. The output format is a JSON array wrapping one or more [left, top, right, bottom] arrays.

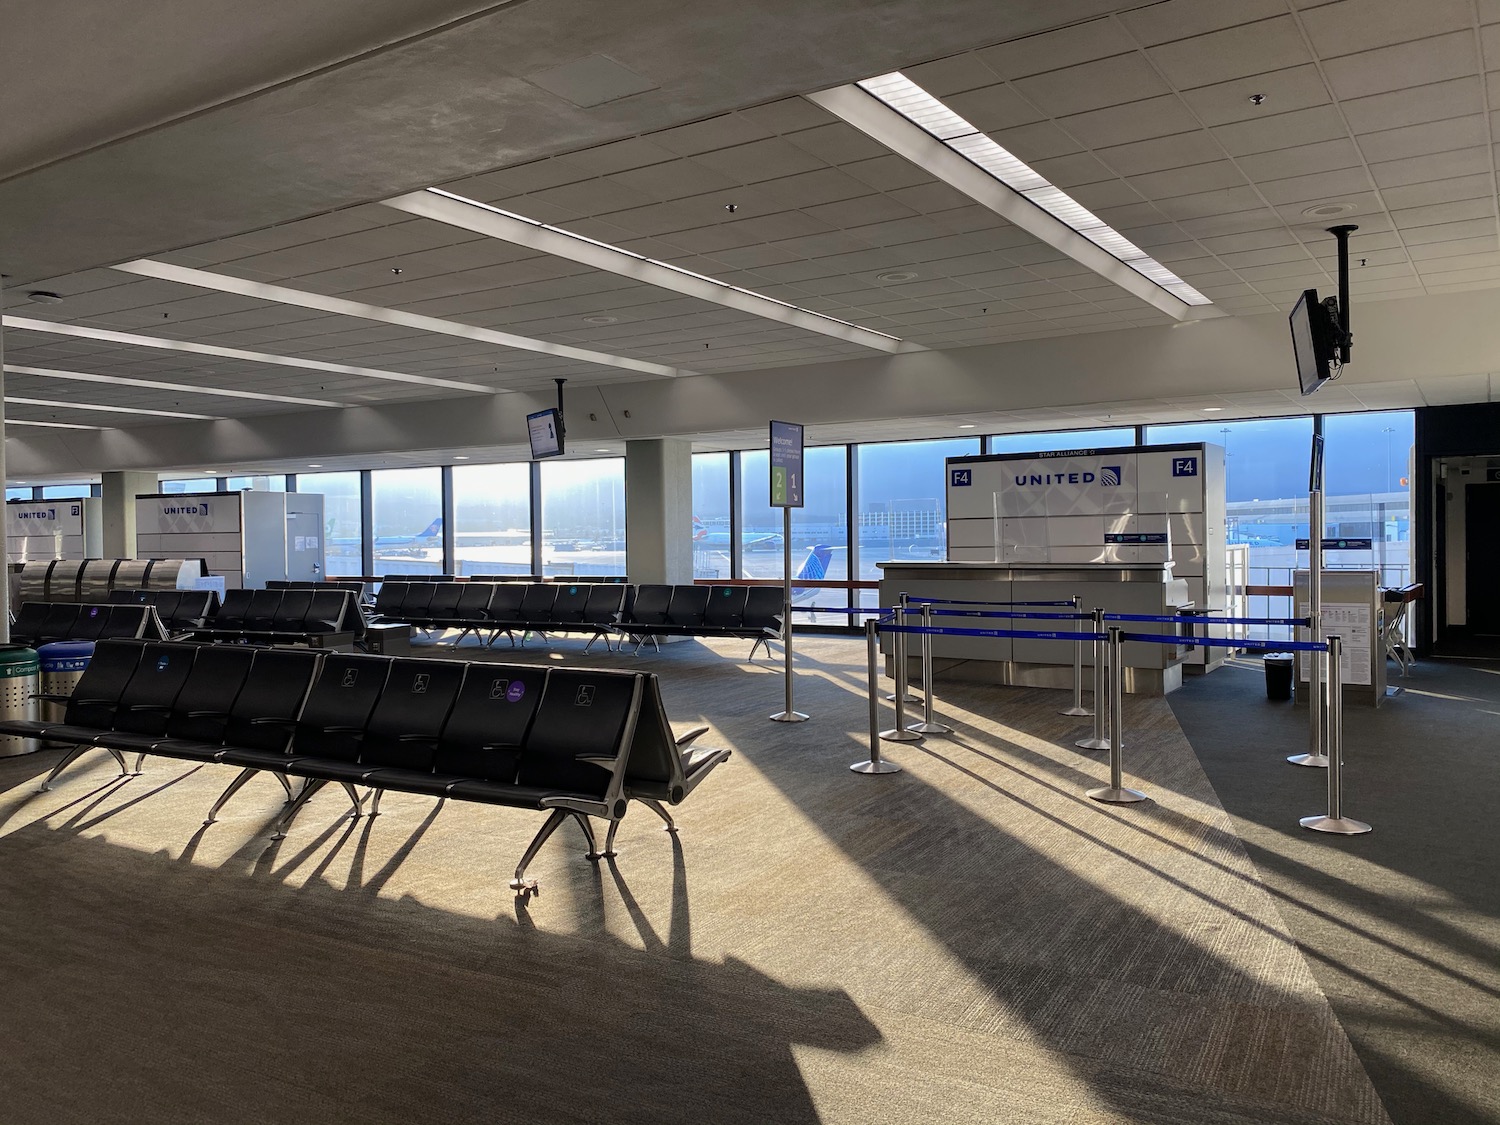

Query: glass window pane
[[371, 467, 443, 576], [1148, 416, 1315, 641], [159, 477, 217, 494], [739, 446, 847, 623], [5, 488, 32, 501], [40, 484, 92, 499], [540, 458, 625, 577], [986, 427, 1135, 455], [691, 452, 730, 580], [453, 463, 532, 577], [225, 474, 286, 491], [1323, 410, 1413, 588], [855, 438, 980, 606], [298, 471, 363, 576]]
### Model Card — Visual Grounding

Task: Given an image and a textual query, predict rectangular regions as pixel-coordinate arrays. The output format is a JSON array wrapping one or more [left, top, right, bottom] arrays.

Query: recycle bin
[[38, 641, 94, 749], [0, 644, 40, 757], [1263, 652, 1294, 702]]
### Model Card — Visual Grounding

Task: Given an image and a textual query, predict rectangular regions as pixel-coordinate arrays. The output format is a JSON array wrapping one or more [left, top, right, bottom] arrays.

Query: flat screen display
[[527, 408, 563, 459], [1290, 288, 1333, 397]]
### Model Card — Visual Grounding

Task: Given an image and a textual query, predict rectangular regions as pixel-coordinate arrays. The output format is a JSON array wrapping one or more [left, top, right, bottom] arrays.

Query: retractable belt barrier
[[907, 597, 1077, 608], [853, 618, 1364, 837], [922, 608, 1090, 621], [1105, 612, 1311, 626]]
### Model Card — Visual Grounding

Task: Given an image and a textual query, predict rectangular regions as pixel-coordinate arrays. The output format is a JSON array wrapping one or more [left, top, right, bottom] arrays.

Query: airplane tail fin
[[417, 516, 443, 539], [795, 544, 832, 582], [692, 515, 706, 540]]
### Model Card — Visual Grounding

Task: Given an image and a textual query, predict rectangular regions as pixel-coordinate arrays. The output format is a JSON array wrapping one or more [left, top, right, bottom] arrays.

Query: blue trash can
[[37, 640, 94, 748]]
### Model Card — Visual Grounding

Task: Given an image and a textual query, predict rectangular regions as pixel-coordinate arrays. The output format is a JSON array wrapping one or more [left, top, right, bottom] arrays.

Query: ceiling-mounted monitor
[[527, 407, 564, 459], [1290, 288, 1337, 396]]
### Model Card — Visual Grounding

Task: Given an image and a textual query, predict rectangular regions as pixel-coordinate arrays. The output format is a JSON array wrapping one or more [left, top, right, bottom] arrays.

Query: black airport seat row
[[10, 601, 165, 648], [372, 581, 627, 653], [617, 584, 785, 658], [107, 588, 218, 634], [369, 580, 783, 659], [267, 579, 369, 601], [186, 587, 365, 645], [2, 639, 729, 894]]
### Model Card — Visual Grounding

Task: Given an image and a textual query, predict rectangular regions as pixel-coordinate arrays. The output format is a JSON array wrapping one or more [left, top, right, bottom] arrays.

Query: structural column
[[101, 471, 160, 558], [0, 282, 7, 641], [624, 438, 694, 585]]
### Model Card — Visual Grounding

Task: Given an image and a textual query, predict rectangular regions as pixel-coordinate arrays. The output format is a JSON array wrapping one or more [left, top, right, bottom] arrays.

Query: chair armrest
[[125, 703, 171, 714], [322, 725, 367, 735], [29, 692, 71, 703], [675, 726, 711, 748], [576, 754, 619, 765], [184, 709, 226, 718], [248, 716, 294, 727], [396, 733, 438, 744]]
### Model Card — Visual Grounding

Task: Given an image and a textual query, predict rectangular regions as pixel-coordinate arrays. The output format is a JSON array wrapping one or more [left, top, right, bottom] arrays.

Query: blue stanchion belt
[[1105, 612, 1311, 626], [789, 606, 892, 615], [876, 621, 1330, 653], [900, 600, 1080, 609], [918, 608, 1088, 622]]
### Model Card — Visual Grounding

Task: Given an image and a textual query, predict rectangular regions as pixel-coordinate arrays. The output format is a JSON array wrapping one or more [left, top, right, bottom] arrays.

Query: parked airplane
[[791, 544, 836, 604], [692, 515, 782, 551], [332, 516, 445, 558]]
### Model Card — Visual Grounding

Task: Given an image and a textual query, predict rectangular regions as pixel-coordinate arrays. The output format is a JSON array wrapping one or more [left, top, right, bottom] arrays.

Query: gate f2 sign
[[770, 420, 804, 508]]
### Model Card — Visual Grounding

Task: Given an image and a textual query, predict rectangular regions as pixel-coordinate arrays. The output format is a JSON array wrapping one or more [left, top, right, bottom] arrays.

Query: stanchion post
[[1300, 635, 1370, 834], [852, 618, 901, 775], [1290, 487, 1328, 767], [910, 604, 952, 736], [1075, 608, 1110, 750], [880, 609, 924, 743], [1088, 626, 1147, 804], [1060, 593, 1092, 717], [884, 592, 920, 703], [770, 506, 808, 724]]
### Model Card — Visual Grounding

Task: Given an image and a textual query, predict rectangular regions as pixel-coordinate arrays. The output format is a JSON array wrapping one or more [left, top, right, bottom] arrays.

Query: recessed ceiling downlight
[[26, 291, 63, 304], [877, 271, 918, 283], [1303, 203, 1353, 218], [584, 315, 619, 325]]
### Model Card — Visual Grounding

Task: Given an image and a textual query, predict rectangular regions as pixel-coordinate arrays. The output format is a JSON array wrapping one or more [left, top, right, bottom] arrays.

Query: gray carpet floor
[[1170, 655, 1500, 1125], [0, 634, 1398, 1124]]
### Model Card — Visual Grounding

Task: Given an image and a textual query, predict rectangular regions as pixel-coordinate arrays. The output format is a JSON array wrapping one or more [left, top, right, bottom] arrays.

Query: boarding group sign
[[769, 420, 804, 508]]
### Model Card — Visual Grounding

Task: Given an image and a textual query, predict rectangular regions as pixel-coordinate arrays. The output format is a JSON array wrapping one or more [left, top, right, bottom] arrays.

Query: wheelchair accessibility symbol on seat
[[411, 674, 429, 694], [490, 678, 509, 699], [342, 669, 359, 687], [575, 685, 595, 707]]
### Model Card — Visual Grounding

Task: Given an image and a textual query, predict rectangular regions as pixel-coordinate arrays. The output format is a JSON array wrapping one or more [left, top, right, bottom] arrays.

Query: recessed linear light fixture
[[957, 423, 976, 429], [307, 464, 323, 468], [809, 74, 1215, 318], [6, 418, 98, 430], [111, 259, 688, 380], [1201, 407, 1224, 412], [6, 395, 216, 421], [384, 188, 923, 355], [3, 361, 339, 410]]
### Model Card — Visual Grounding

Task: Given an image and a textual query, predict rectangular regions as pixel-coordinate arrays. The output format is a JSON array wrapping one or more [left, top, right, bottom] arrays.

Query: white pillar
[[624, 438, 694, 585], [101, 471, 160, 558]]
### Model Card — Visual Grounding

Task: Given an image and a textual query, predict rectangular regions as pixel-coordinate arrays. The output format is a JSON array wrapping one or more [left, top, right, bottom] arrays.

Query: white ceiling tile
[[1147, 16, 1314, 89], [842, 154, 933, 194], [1401, 217, 1500, 245], [1129, 161, 1249, 199], [1323, 32, 1479, 101], [1027, 151, 1116, 188], [1211, 105, 1349, 156], [1118, 0, 1289, 48], [1066, 178, 1148, 209], [1178, 65, 1332, 126], [1056, 95, 1202, 148], [1012, 53, 1170, 117], [1236, 138, 1362, 181], [975, 19, 1131, 80], [1259, 165, 1375, 205], [1300, 0, 1474, 59], [652, 113, 775, 157], [606, 158, 740, 201], [1391, 198, 1497, 230], [692, 137, 828, 183], [1094, 130, 1225, 176], [1483, 23, 1500, 70], [1357, 115, 1489, 163], [1342, 76, 1484, 134], [735, 97, 835, 134], [784, 122, 892, 164], [1154, 184, 1276, 219], [901, 53, 1008, 97], [1368, 145, 1492, 188]]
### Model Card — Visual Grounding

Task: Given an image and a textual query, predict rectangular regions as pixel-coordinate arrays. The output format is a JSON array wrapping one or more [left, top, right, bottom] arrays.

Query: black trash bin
[[1263, 653, 1294, 701]]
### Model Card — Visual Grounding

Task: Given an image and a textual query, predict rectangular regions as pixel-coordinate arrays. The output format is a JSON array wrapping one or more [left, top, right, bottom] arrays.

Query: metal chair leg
[[39, 744, 91, 792], [509, 808, 569, 893], [103, 747, 130, 778], [204, 766, 259, 824], [131, 752, 148, 776], [748, 637, 768, 661], [270, 778, 329, 840], [274, 772, 295, 803], [572, 811, 602, 861], [603, 817, 622, 858], [338, 781, 367, 820], [368, 788, 384, 817], [642, 798, 678, 833]]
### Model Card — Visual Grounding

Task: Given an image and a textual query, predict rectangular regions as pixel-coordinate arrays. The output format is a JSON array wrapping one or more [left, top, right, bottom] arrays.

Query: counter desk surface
[[876, 560, 1192, 695]]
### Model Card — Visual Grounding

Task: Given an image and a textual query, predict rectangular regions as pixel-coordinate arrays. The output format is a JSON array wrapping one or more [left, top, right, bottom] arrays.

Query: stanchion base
[[1287, 753, 1329, 768], [1075, 737, 1111, 750], [883, 693, 921, 703], [1059, 706, 1094, 717], [879, 728, 923, 743], [1300, 814, 1372, 835], [850, 759, 902, 775], [1087, 785, 1148, 804], [910, 721, 952, 735], [770, 711, 810, 723]]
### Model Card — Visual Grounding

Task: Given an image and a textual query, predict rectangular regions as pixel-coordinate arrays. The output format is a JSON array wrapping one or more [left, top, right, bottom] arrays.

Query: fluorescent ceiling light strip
[[110, 260, 689, 379], [3, 362, 341, 409], [6, 395, 216, 421], [849, 73, 1212, 309], [3, 318, 432, 406], [6, 418, 97, 430], [384, 189, 921, 355]]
